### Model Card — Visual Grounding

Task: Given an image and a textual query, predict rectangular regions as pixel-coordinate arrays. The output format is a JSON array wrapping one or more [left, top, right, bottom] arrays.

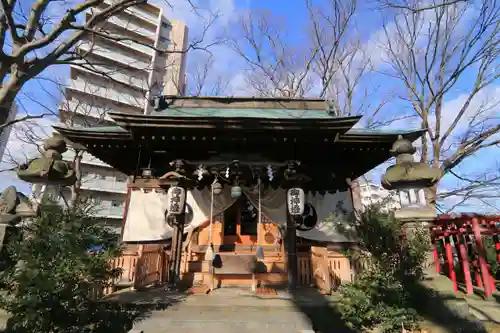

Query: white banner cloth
[[122, 186, 355, 243]]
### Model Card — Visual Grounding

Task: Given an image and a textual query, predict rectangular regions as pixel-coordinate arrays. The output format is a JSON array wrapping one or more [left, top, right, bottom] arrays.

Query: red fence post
[[472, 217, 493, 298], [445, 235, 458, 292], [432, 237, 440, 274], [458, 233, 473, 295]]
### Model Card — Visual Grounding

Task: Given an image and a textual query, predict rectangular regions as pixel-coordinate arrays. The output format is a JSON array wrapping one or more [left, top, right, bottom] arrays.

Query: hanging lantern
[[166, 186, 186, 215], [142, 158, 153, 178], [142, 168, 153, 178], [287, 188, 305, 216], [212, 181, 223, 196], [231, 185, 242, 198]]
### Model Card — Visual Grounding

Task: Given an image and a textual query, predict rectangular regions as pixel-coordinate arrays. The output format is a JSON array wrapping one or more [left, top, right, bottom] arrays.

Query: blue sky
[[1, 0, 499, 213]]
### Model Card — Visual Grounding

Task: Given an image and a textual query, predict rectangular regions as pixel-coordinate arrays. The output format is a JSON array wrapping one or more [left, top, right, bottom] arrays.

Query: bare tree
[[0, 0, 218, 133], [380, 0, 500, 207], [229, 0, 390, 123], [186, 54, 230, 96], [1, 76, 113, 202], [229, 8, 318, 98]]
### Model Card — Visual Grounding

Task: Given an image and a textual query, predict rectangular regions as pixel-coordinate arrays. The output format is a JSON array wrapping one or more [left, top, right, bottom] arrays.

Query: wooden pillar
[[285, 210, 297, 290], [444, 235, 458, 292], [168, 213, 185, 287], [432, 237, 440, 274], [472, 217, 493, 298], [168, 221, 178, 286]]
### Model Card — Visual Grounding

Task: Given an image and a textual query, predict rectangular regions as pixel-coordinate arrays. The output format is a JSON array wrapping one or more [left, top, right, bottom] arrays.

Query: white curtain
[[298, 191, 355, 242], [122, 187, 356, 243], [122, 187, 237, 242], [243, 187, 356, 242]]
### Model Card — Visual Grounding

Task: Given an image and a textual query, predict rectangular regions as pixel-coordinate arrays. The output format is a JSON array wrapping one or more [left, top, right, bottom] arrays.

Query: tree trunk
[[0, 76, 23, 136]]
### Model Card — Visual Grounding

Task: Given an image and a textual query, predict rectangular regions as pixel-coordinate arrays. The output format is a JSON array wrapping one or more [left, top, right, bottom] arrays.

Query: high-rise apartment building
[[33, 2, 188, 231]]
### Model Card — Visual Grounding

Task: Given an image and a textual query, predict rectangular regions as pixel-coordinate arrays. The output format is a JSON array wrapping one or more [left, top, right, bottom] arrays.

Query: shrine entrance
[[222, 196, 258, 250]]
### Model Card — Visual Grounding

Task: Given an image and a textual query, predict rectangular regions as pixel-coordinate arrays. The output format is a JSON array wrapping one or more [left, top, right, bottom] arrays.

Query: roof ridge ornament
[[326, 100, 336, 116]]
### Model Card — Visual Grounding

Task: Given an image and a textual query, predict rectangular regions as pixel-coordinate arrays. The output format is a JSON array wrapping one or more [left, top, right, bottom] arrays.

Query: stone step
[[130, 308, 314, 333]]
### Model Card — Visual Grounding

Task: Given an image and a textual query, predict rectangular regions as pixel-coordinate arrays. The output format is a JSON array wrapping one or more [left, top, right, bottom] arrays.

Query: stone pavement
[[117, 280, 500, 333], [111, 288, 350, 333], [130, 305, 315, 333]]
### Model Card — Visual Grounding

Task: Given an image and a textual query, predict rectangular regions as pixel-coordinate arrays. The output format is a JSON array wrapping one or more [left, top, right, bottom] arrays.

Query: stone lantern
[[0, 186, 37, 271], [381, 135, 442, 222], [17, 134, 77, 186], [381, 135, 442, 272]]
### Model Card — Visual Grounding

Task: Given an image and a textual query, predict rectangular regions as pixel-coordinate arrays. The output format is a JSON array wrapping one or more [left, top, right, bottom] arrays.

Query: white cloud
[[439, 85, 500, 135]]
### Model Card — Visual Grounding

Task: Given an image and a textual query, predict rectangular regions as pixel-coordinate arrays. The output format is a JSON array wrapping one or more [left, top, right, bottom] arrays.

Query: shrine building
[[53, 96, 424, 291]]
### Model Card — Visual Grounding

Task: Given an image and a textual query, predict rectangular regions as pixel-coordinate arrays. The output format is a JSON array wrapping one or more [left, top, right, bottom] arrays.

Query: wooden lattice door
[[133, 244, 165, 289]]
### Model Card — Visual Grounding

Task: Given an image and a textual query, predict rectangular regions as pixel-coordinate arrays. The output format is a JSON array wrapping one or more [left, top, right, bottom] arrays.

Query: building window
[[161, 21, 171, 29], [111, 200, 121, 207], [159, 36, 170, 45]]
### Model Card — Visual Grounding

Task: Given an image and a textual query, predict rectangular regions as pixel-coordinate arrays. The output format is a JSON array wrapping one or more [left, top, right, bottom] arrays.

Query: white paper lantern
[[166, 186, 186, 215], [287, 188, 305, 216]]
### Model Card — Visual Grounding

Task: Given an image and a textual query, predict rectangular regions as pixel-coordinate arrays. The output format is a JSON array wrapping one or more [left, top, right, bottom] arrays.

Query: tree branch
[[378, 0, 468, 13], [0, 112, 53, 131]]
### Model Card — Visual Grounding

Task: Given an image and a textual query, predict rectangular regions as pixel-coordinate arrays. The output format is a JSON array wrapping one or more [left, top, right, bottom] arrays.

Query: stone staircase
[[422, 273, 500, 325]]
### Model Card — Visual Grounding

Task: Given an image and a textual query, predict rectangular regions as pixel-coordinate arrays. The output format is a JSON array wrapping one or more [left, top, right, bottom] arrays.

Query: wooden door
[[133, 244, 165, 289], [222, 197, 258, 248]]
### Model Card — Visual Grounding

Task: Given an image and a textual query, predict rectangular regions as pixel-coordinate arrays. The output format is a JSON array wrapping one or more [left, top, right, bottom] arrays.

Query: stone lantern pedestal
[[0, 186, 38, 271], [396, 204, 438, 275]]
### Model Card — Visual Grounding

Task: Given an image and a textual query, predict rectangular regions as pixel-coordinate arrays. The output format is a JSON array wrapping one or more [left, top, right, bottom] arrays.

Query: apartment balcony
[[78, 43, 151, 72], [80, 178, 127, 194], [123, 6, 159, 26], [70, 65, 148, 92], [69, 77, 145, 109], [104, 15, 157, 40], [63, 151, 113, 169], [94, 205, 125, 219]]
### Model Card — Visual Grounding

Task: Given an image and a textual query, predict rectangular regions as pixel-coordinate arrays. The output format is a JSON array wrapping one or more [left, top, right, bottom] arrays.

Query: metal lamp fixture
[[287, 188, 305, 216], [166, 186, 186, 215], [212, 180, 223, 196], [142, 158, 153, 178], [231, 184, 242, 198]]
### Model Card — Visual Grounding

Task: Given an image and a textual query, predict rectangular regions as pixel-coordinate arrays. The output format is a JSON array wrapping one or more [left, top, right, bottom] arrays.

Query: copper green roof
[[153, 107, 341, 119], [52, 105, 426, 186]]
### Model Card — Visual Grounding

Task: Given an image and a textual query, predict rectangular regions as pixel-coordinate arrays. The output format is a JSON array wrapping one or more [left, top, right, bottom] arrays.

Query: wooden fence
[[298, 247, 370, 291], [90, 245, 167, 299], [91, 245, 367, 298]]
